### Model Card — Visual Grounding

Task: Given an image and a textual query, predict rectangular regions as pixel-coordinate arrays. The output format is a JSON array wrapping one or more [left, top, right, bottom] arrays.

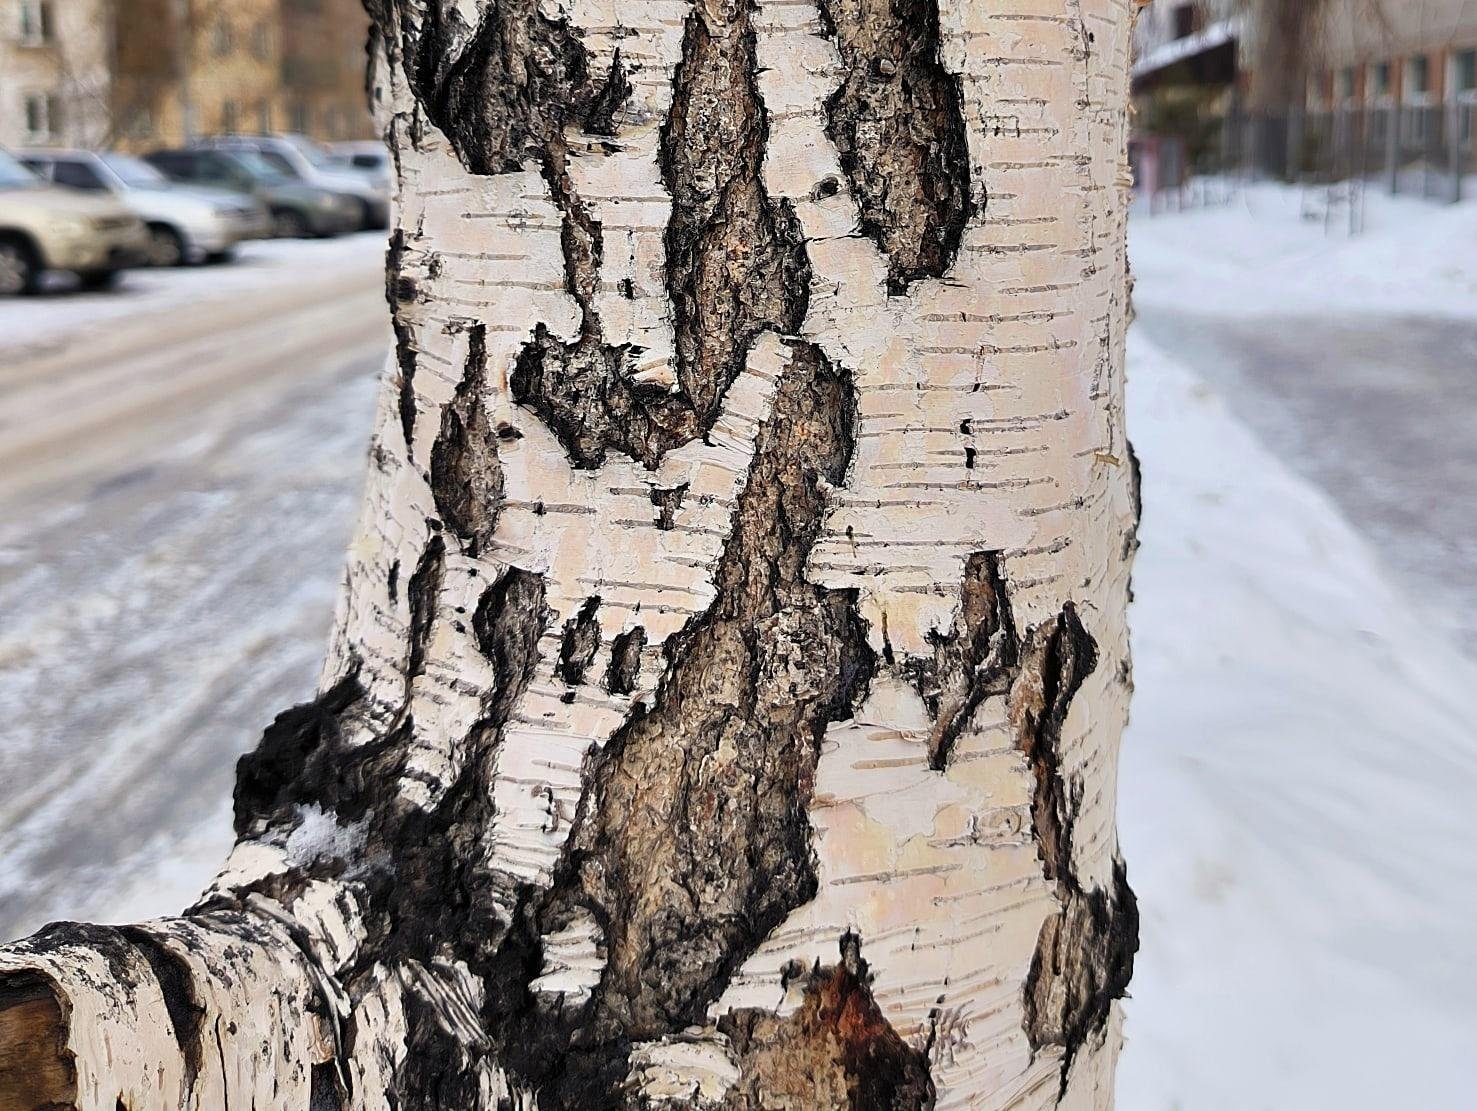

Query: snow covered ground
[[1120, 186, 1477, 1106], [1130, 181, 1477, 319], [0, 236, 385, 938], [1118, 334, 1477, 1109]]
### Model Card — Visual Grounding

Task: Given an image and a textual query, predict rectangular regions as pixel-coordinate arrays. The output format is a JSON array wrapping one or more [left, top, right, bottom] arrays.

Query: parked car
[[327, 141, 393, 193], [195, 134, 390, 230], [18, 149, 268, 266], [0, 148, 148, 294], [144, 148, 361, 239]]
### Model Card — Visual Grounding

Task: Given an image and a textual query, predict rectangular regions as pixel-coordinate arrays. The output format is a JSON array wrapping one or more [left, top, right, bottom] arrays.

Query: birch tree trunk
[[0, 1, 1143, 1107]]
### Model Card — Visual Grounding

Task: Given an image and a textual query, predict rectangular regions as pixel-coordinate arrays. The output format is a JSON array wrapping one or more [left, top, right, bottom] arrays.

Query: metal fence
[[1134, 102, 1477, 216]]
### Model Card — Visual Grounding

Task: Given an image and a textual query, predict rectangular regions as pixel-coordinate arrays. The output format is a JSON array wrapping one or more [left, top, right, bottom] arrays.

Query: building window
[[221, 100, 239, 133], [257, 100, 272, 131], [17, 0, 53, 45], [1370, 62, 1392, 102], [212, 18, 233, 56], [290, 102, 309, 132], [1171, 3, 1199, 41], [1336, 66, 1357, 104], [1406, 55, 1431, 102], [251, 22, 271, 61], [1454, 49, 1476, 99], [23, 92, 60, 141]]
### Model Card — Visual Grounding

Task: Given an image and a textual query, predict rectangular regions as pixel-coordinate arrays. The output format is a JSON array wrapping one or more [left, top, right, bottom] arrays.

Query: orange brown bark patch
[[719, 933, 934, 1110]]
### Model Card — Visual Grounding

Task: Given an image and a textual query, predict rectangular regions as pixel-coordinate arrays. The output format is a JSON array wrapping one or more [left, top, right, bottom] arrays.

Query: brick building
[[0, 0, 376, 153]]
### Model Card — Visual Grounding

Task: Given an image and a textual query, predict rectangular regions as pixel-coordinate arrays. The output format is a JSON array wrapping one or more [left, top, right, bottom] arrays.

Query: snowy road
[[1137, 302, 1477, 658], [0, 237, 386, 939], [1121, 189, 1477, 1107], [1130, 187, 1477, 655]]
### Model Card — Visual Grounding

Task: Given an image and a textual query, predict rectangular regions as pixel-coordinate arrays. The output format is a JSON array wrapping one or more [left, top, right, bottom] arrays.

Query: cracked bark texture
[[0, 0, 1144, 1108]]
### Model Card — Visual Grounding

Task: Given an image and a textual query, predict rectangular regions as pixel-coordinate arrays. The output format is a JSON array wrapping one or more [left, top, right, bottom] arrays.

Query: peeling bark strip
[[719, 933, 933, 1110], [1015, 608, 1138, 1090], [430, 323, 504, 553], [817, 0, 973, 293]]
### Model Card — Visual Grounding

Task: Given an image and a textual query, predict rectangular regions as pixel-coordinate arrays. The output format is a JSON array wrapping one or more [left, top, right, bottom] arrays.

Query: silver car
[[327, 141, 393, 194], [19, 149, 269, 266], [196, 134, 390, 230]]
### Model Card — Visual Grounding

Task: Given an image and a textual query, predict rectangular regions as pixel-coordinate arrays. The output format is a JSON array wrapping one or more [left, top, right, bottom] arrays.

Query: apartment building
[[1313, 0, 1477, 113], [1135, 0, 1477, 114], [279, 0, 376, 141], [111, 0, 285, 148], [1, 0, 376, 154], [0, 0, 112, 148]]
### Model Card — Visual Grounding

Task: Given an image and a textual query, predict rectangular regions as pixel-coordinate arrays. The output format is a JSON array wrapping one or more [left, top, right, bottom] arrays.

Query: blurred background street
[[0, 234, 384, 933]]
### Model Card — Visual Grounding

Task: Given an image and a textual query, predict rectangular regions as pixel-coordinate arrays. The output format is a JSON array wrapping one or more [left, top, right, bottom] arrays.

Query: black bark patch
[[649, 484, 687, 531], [233, 667, 366, 834], [473, 568, 550, 719], [1128, 437, 1140, 528], [719, 932, 934, 1109], [393, 319, 419, 450], [310, 1060, 348, 1111], [659, 0, 812, 422], [901, 551, 1018, 770], [430, 323, 504, 553], [405, 535, 447, 687], [510, 0, 811, 471], [402, 0, 627, 176], [584, 48, 631, 137], [556, 596, 603, 686], [386, 228, 421, 451], [117, 927, 205, 1095], [1014, 606, 1137, 1093], [604, 626, 646, 696], [817, 0, 974, 294], [1024, 860, 1137, 1095], [494, 341, 873, 1106]]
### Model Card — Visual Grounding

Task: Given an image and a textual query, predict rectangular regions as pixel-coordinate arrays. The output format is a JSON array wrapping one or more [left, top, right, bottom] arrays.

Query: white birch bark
[[0, 1, 1145, 1107]]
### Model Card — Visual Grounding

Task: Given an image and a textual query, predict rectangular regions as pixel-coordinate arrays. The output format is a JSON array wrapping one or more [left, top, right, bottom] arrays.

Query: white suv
[[0, 148, 148, 294]]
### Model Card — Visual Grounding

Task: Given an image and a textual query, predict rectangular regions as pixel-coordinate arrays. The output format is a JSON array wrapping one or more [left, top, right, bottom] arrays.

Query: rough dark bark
[[1017, 609, 1138, 1093], [509, 0, 811, 470], [817, 0, 974, 293], [431, 323, 504, 553]]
